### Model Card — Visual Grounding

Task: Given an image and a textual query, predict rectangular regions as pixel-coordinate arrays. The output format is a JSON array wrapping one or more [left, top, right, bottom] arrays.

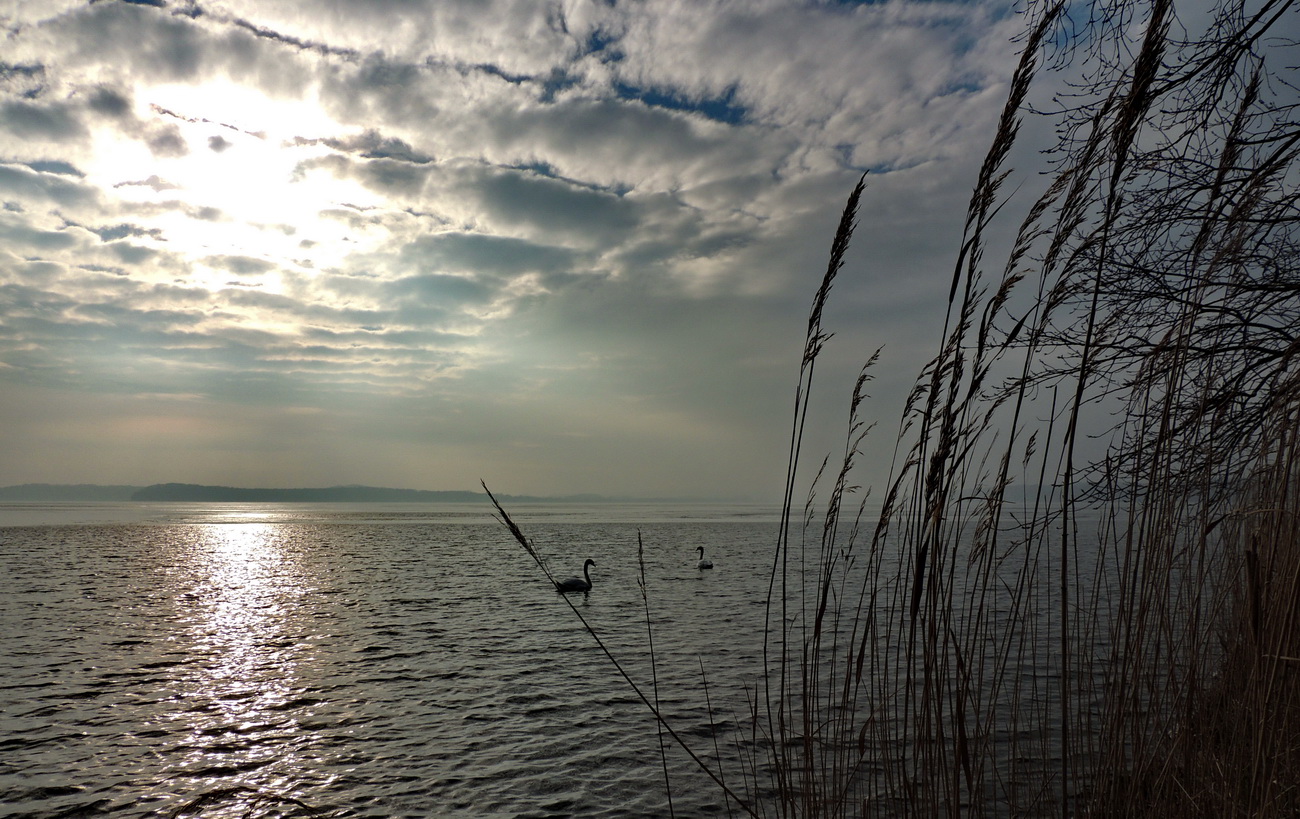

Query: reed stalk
[[482, 481, 761, 816], [638, 530, 676, 818], [487, 0, 1298, 814]]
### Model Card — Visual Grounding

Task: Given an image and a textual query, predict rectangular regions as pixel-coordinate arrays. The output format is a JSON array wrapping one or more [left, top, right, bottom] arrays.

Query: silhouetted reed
[[488, 0, 1299, 813]]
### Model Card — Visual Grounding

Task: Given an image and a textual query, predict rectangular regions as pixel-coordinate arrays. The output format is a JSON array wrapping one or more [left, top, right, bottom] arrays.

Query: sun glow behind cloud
[[84, 80, 385, 292]]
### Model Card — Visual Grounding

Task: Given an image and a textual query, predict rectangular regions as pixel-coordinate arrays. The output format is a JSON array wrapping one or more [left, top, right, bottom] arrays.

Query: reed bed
[[491, 0, 1299, 814]]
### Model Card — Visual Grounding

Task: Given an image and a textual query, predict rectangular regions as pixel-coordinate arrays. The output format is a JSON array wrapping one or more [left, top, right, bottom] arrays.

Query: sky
[[0, 0, 1031, 500]]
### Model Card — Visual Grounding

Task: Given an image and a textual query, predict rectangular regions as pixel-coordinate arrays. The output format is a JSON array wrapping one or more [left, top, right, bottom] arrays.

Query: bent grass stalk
[[481, 480, 761, 817]]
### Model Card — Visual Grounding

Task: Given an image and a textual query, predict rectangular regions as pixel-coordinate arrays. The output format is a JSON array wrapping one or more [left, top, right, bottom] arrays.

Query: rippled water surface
[[1, 502, 782, 818]]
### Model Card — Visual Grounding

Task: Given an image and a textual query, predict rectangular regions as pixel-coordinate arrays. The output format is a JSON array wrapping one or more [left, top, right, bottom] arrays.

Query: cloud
[[0, 0, 1034, 496], [85, 223, 162, 242], [292, 130, 434, 163], [108, 241, 158, 265], [26, 159, 83, 176], [593, 1, 1017, 166], [0, 162, 100, 208], [84, 85, 133, 118], [0, 99, 88, 142], [144, 121, 188, 157], [384, 271, 492, 307], [114, 174, 179, 192], [205, 255, 275, 276], [399, 231, 580, 280], [55, 4, 209, 81], [0, 217, 81, 252], [469, 165, 639, 241]]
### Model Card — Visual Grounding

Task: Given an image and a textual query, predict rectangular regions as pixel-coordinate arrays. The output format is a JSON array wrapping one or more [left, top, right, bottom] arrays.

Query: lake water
[[0, 502, 784, 818]]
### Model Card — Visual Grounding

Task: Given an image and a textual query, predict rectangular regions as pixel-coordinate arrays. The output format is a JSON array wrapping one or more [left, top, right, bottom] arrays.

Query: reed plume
[[486, 0, 1299, 814]]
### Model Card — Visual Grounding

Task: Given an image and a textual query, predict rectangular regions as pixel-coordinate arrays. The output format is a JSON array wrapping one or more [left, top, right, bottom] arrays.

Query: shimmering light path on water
[[0, 503, 781, 818]]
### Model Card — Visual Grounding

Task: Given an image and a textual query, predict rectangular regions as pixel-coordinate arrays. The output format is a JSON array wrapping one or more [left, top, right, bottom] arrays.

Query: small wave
[[164, 785, 331, 818], [171, 758, 272, 779], [268, 696, 326, 711], [139, 658, 188, 669]]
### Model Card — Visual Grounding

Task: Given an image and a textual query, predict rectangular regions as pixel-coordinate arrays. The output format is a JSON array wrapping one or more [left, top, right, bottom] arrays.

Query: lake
[[0, 502, 785, 818]]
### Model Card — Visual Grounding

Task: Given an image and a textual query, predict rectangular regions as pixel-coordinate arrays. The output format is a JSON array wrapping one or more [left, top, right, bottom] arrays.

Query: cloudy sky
[[0, 0, 1029, 499]]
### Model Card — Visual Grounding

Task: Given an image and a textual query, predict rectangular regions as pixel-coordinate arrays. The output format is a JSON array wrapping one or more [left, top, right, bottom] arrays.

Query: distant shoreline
[[0, 483, 659, 504]]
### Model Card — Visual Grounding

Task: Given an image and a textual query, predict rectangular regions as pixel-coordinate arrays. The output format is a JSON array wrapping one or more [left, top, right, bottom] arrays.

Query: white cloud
[[0, 0, 1026, 496]]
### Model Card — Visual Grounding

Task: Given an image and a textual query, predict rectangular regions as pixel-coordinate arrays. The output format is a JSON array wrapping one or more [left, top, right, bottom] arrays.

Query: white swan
[[556, 558, 595, 593], [696, 546, 713, 570]]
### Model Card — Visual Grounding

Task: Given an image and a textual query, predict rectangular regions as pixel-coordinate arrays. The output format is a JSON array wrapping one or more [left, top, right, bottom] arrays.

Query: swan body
[[696, 546, 713, 570], [556, 558, 595, 593]]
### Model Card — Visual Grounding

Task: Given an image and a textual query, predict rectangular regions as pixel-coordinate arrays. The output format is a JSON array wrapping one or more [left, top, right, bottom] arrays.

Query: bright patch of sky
[[0, 0, 1029, 498]]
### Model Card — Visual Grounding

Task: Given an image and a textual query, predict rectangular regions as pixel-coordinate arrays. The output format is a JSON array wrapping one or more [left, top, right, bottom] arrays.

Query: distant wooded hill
[[130, 484, 498, 502], [0, 483, 606, 503], [0, 484, 143, 501]]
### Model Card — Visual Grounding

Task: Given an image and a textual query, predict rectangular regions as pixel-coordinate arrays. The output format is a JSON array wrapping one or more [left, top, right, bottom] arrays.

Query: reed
[[489, 0, 1298, 814]]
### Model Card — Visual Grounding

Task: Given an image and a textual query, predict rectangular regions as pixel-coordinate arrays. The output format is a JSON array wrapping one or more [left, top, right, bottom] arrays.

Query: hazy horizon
[[0, 479, 774, 503]]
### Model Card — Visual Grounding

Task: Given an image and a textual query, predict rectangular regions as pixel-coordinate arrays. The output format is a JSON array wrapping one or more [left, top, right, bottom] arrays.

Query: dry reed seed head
[[474, 4, 1300, 812], [805, 174, 867, 342]]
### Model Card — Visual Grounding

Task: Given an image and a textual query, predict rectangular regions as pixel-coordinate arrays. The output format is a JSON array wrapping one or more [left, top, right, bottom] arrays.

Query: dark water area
[[0, 502, 782, 818]]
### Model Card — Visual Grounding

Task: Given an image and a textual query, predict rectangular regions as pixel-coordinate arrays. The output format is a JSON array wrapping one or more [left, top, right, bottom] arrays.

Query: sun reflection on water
[[169, 521, 327, 812], [204, 525, 285, 650]]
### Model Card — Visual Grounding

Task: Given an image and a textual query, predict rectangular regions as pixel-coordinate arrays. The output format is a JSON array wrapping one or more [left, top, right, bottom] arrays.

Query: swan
[[556, 558, 595, 593], [696, 546, 713, 570]]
